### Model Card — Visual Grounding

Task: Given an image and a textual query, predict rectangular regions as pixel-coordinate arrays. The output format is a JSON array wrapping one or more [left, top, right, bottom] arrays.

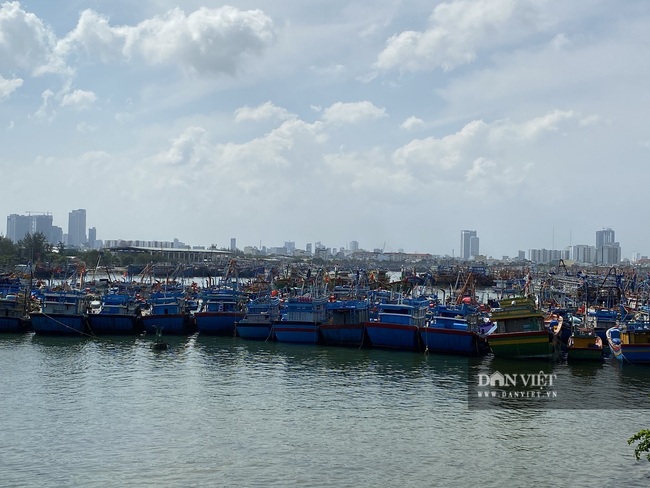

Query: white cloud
[[58, 6, 276, 76], [0, 75, 23, 100], [376, 0, 551, 73], [322, 101, 387, 125], [0, 2, 68, 76], [60, 89, 97, 110], [234, 101, 293, 123], [401, 116, 425, 131]]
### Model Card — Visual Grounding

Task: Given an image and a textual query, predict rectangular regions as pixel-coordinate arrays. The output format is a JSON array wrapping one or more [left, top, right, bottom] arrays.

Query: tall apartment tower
[[596, 228, 620, 264], [68, 209, 87, 248], [230, 238, 237, 251], [460, 230, 478, 260], [596, 228, 615, 248]]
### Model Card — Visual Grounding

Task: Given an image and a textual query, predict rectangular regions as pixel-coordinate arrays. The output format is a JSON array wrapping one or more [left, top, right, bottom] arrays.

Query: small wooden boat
[[607, 324, 650, 364], [567, 327, 604, 361]]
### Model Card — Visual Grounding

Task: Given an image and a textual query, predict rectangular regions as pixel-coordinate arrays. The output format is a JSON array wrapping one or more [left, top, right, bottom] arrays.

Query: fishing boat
[[194, 287, 247, 336], [273, 295, 328, 344], [141, 292, 194, 335], [364, 296, 429, 351], [567, 328, 604, 361], [607, 322, 650, 364], [31, 290, 89, 336], [86, 292, 144, 335], [420, 303, 490, 356], [195, 260, 247, 336], [0, 293, 31, 333], [319, 298, 370, 347], [235, 294, 281, 341], [487, 296, 559, 359]]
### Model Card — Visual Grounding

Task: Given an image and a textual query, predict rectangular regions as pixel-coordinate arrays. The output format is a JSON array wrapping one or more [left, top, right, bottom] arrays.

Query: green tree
[[17, 232, 50, 263], [629, 430, 650, 461], [0, 236, 17, 266]]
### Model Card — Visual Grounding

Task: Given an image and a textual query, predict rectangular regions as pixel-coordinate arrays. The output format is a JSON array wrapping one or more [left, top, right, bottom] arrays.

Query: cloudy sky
[[1, 0, 647, 259]]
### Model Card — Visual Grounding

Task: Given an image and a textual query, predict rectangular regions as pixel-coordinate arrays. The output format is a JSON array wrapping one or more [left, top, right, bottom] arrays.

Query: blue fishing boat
[[0, 293, 31, 333], [235, 295, 281, 341], [195, 287, 247, 336], [86, 292, 144, 335], [420, 303, 490, 356], [273, 296, 328, 344], [31, 290, 89, 336], [364, 296, 429, 351], [141, 292, 194, 335], [320, 299, 370, 347], [607, 323, 650, 364]]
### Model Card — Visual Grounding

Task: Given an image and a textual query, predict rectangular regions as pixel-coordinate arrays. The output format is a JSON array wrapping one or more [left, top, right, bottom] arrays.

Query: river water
[[1, 333, 649, 487]]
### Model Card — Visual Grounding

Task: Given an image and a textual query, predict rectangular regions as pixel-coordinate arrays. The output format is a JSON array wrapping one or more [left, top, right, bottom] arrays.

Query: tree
[[17, 232, 50, 263], [0, 236, 17, 266], [629, 430, 650, 461]]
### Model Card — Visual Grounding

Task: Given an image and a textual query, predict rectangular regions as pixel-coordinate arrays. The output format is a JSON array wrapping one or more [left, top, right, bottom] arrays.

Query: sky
[[1, 0, 648, 259]]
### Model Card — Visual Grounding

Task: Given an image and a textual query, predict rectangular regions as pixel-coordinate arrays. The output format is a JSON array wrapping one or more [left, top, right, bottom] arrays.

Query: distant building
[[6, 213, 60, 245], [460, 230, 478, 260], [88, 227, 97, 249], [595, 228, 620, 265], [230, 238, 237, 251], [572, 245, 597, 264], [349, 240, 359, 252], [67, 209, 87, 248], [528, 248, 569, 264]]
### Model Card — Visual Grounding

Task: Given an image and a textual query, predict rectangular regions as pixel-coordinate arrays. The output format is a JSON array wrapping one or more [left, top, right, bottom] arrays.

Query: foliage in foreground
[[628, 430, 650, 461]]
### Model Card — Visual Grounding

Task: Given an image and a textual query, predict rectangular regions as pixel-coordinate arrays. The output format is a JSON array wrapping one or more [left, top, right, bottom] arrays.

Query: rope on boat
[[39, 311, 96, 339]]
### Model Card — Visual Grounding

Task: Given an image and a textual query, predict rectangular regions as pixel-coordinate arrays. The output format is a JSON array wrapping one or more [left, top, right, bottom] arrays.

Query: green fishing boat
[[487, 296, 558, 359]]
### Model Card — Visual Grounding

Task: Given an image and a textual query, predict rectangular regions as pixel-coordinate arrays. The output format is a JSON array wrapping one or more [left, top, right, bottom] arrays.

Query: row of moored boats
[[1, 276, 649, 364]]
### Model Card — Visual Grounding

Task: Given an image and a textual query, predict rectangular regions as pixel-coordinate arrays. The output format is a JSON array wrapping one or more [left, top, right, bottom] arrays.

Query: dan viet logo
[[476, 371, 558, 399]]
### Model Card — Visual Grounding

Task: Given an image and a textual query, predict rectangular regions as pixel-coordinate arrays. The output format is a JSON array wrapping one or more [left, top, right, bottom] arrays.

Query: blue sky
[[1, 0, 648, 258]]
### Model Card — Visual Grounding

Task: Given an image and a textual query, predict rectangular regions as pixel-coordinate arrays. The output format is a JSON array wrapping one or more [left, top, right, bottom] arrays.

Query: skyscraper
[[68, 209, 87, 248], [596, 228, 619, 264], [596, 228, 615, 248], [460, 230, 478, 259], [6, 213, 58, 244]]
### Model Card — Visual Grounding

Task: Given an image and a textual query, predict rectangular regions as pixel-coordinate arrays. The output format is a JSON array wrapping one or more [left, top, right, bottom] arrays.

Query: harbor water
[[1, 333, 650, 487]]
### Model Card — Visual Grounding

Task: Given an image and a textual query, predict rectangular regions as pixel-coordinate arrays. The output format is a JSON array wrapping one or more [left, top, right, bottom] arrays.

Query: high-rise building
[[230, 238, 237, 251], [596, 228, 615, 248], [67, 209, 87, 248], [6, 214, 32, 243], [595, 228, 620, 265], [349, 240, 359, 252], [6, 213, 59, 244], [460, 230, 478, 260], [88, 227, 97, 249]]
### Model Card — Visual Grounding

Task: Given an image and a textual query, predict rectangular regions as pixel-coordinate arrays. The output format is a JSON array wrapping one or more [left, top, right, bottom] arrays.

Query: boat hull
[[420, 326, 487, 356], [0, 316, 31, 333], [142, 314, 193, 335], [319, 324, 365, 347], [195, 312, 244, 336], [31, 313, 87, 336], [488, 330, 554, 359], [87, 314, 141, 335], [236, 322, 274, 341], [607, 327, 650, 364], [273, 322, 321, 344], [567, 335, 603, 361], [364, 323, 420, 351]]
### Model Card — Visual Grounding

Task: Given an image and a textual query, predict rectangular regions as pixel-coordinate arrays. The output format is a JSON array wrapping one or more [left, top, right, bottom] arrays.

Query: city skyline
[[3, 209, 634, 264]]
